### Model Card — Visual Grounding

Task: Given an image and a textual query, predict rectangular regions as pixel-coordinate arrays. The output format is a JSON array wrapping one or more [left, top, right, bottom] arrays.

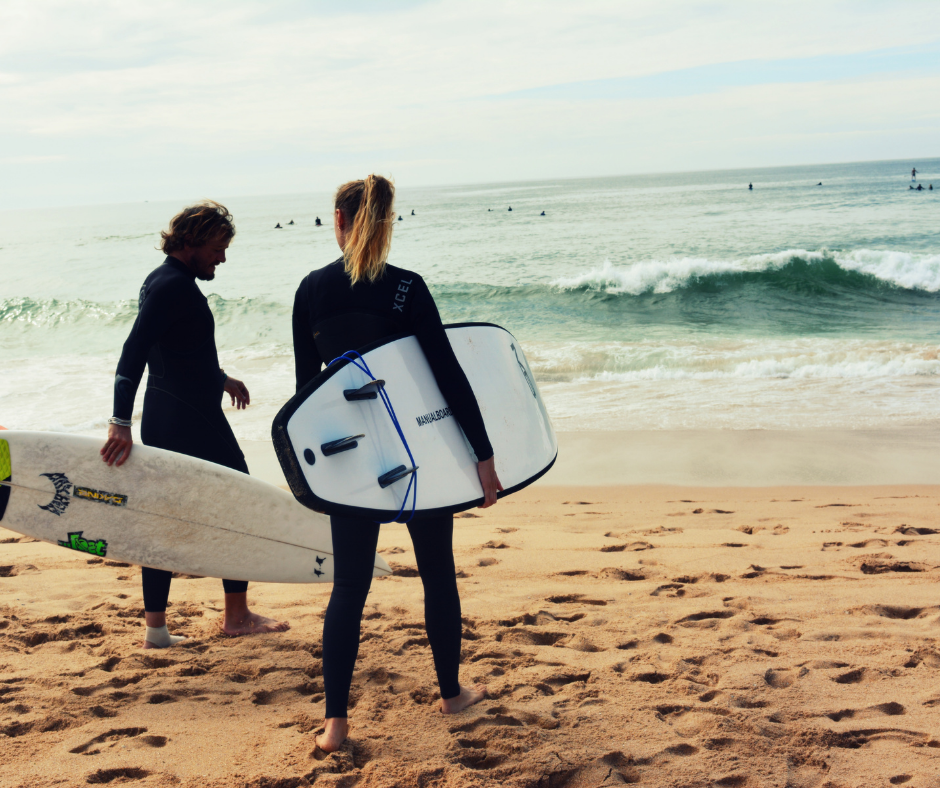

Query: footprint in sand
[[601, 541, 652, 553], [632, 671, 670, 684], [86, 768, 151, 783], [848, 538, 889, 548], [70, 726, 148, 754], [88, 705, 119, 719], [854, 556, 929, 575], [546, 594, 607, 606], [651, 583, 685, 598], [828, 728, 934, 749], [853, 604, 939, 621], [676, 611, 735, 627], [598, 568, 645, 581], [449, 705, 558, 735], [831, 667, 882, 685], [903, 649, 940, 668], [824, 701, 905, 722], [545, 752, 639, 786], [497, 629, 567, 647], [764, 668, 796, 688], [894, 525, 939, 536]]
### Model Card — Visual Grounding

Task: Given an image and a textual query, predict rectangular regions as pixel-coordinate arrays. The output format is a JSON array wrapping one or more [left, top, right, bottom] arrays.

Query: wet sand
[[2, 481, 939, 787]]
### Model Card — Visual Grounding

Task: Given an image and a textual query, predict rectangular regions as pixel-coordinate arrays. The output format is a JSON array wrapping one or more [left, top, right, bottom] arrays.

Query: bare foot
[[440, 683, 488, 714], [221, 611, 290, 637], [315, 718, 348, 754]]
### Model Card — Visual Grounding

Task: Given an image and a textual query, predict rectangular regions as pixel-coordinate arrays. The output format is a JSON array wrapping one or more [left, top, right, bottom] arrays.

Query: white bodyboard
[[274, 323, 557, 519]]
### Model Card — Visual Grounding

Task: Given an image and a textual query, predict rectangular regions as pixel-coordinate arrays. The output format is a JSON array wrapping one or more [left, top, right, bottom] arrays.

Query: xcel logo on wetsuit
[[392, 279, 413, 312]]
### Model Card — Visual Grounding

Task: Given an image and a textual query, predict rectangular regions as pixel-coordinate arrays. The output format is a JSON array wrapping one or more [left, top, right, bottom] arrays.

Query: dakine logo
[[416, 407, 453, 427], [74, 486, 128, 507], [58, 531, 108, 557], [38, 472, 72, 516]]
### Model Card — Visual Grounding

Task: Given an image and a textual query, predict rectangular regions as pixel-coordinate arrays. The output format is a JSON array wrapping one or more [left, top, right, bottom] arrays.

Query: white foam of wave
[[550, 249, 940, 295], [7, 338, 940, 437], [523, 339, 940, 383]]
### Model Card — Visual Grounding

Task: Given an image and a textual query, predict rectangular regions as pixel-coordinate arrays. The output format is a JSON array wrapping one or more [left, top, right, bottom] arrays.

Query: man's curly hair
[[160, 201, 235, 254]]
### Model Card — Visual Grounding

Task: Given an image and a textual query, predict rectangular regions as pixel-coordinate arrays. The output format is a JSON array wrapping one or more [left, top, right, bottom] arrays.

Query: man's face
[[190, 237, 230, 281]]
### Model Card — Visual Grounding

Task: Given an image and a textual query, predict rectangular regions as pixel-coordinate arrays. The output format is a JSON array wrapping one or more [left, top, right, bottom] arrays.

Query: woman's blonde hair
[[334, 175, 396, 285]]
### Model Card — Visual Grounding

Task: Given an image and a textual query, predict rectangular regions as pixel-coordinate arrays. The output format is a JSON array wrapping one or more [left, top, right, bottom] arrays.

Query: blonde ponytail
[[334, 175, 396, 285]]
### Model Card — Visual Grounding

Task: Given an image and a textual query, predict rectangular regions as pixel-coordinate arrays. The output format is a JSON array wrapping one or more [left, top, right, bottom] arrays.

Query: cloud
[[0, 0, 938, 208], [0, 154, 67, 164]]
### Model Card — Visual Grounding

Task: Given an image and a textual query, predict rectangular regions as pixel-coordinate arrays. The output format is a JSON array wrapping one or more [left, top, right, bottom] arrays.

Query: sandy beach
[[2, 442, 939, 787]]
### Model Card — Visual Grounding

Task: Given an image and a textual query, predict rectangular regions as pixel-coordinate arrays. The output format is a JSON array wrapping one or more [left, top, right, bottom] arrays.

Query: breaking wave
[[551, 249, 940, 296]]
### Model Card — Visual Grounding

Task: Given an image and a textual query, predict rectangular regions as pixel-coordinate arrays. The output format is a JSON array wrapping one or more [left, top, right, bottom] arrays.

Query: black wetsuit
[[114, 256, 248, 611], [292, 258, 493, 716]]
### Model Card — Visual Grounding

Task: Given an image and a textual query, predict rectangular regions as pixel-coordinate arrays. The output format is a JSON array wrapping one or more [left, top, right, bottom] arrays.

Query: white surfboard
[[0, 431, 391, 583], [273, 322, 557, 520]]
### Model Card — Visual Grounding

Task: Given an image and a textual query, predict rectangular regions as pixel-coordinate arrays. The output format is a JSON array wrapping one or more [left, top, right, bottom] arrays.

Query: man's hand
[[476, 456, 504, 508], [224, 376, 250, 409], [101, 424, 133, 467]]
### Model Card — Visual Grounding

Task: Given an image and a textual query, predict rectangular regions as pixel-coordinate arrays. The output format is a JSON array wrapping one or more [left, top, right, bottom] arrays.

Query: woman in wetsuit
[[292, 175, 502, 752]]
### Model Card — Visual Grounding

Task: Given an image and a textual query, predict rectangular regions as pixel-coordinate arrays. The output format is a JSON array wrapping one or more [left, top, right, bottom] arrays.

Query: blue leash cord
[[327, 350, 418, 523]]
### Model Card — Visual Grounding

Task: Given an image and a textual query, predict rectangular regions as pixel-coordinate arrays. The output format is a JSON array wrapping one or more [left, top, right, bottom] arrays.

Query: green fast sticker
[[0, 439, 10, 480]]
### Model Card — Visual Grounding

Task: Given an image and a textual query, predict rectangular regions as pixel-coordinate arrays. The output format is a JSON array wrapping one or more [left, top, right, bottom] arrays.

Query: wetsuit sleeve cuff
[[473, 442, 494, 463]]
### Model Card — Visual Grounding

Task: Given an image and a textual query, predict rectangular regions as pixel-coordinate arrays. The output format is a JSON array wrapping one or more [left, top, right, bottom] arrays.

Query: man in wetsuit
[[101, 201, 288, 648]]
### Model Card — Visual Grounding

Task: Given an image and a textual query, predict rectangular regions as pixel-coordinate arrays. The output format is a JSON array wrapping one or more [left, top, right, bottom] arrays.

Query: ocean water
[[2, 158, 939, 439]]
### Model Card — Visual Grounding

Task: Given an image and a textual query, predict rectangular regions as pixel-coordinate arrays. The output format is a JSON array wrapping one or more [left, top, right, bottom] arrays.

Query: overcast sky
[[1, 0, 938, 209]]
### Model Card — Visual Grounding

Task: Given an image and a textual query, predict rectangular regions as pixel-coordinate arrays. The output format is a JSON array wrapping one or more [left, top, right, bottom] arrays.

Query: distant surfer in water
[[101, 202, 289, 648], [288, 220, 295, 225], [275, 222, 282, 228], [292, 175, 501, 753], [411, 209, 415, 215], [315, 217, 322, 226], [912, 167, 917, 181], [748, 183, 753, 190]]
